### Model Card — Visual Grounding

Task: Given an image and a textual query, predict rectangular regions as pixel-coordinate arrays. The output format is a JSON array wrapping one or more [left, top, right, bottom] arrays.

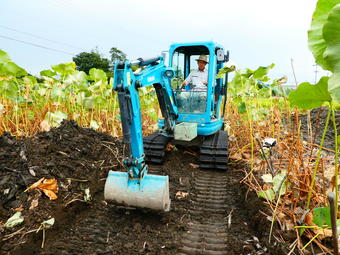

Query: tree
[[73, 50, 111, 75], [109, 47, 127, 63]]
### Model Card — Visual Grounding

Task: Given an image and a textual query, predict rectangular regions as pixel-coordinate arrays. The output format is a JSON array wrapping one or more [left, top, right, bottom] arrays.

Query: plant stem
[[331, 103, 338, 216], [306, 107, 331, 209]]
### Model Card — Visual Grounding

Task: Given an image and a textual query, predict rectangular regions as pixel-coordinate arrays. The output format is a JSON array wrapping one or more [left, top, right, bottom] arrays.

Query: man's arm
[[181, 72, 192, 87]]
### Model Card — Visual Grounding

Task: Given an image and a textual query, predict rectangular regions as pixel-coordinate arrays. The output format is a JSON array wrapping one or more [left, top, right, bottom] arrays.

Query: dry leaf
[[14, 205, 24, 212], [241, 152, 250, 159], [41, 189, 58, 200], [229, 153, 242, 161], [25, 178, 58, 200], [189, 163, 199, 169], [25, 178, 45, 192], [165, 143, 176, 151], [40, 120, 51, 132], [175, 191, 189, 199], [304, 211, 332, 240], [29, 198, 39, 210]]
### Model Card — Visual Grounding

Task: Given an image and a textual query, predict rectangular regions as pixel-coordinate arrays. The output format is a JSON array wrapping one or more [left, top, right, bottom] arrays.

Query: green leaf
[[45, 111, 68, 127], [253, 64, 275, 80], [41, 218, 55, 229], [90, 120, 99, 130], [238, 101, 247, 114], [83, 188, 91, 202], [146, 108, 158, 121], [257, 189, 275, 202], [261, 174, 273, 183], [27, 110, 35, 120], [51, 87, 64, 99], [217, 62, 236, 78], [0, 79, 19, 99], [51, 62, 76, 76], [329, 72, 340, 102], [313, 207, 331, 227], [323, 4, 340, 72], [323, 4, 340, 102], [40, 69, 57, 77], [4, 211, 24, 228], [288, 76, 332, 110], [0, 62, 27, 77], [89, 68, 107, 82], [273, 171, 287, 195], [308, 0, 339, 71], [0, 49, 11, 63], [23, 76, 37, 85], [63, 71, 87, 85]]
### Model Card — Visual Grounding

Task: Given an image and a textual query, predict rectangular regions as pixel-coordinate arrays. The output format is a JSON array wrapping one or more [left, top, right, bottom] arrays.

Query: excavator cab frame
[[158, 41, 229, 136]]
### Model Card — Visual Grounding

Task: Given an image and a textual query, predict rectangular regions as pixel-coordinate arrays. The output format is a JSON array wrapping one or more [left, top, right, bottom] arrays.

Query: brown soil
[[0, 120, 287, 255], [295, 107, 340, 150]]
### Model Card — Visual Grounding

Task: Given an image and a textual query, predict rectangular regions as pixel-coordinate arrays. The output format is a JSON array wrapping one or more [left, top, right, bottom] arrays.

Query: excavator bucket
[[104, 171, 170, 211]]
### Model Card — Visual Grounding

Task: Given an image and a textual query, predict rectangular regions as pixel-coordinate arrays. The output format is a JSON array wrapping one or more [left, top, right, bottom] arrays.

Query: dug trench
[[0, 121, 287, 255]]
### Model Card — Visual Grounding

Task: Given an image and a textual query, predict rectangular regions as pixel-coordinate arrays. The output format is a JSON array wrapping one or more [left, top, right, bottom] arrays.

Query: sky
[[0, 0, 331, 86]]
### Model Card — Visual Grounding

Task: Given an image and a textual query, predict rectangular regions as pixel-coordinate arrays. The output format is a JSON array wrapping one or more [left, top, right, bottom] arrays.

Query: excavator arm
[[104, 56, 178, 211]]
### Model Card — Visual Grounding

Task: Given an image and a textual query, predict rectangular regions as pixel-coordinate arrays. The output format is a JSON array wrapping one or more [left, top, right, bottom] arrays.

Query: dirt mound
[[296, 108, 340, 150], [0, 120, 286, 255]]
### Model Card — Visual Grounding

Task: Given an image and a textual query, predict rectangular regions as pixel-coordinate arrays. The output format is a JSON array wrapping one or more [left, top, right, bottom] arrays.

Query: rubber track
[[200, 130, 228, 170], [177, 170, 231, 255], [143, 132, 171, 164]]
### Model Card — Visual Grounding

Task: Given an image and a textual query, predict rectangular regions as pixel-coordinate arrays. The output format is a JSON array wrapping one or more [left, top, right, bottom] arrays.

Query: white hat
[[196, 54, 208, 63]]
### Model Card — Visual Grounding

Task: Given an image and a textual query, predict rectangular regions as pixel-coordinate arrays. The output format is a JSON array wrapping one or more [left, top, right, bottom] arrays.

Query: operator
[[181, 54, 208, 91]]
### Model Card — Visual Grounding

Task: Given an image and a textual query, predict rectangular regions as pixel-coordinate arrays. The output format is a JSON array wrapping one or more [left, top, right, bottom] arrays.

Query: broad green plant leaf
[[261, 174, 273, 183], [90, 120, 100, 130], [0, 49, 11, 63], [253, 64, 275, 80], [217, 62, 236, 78], [288, 76, 332, 110], [0, 79, 19, 99], [238, 101, 247, 114], [41, 218, 55, 229], [40, 69, 57, 78], [89, 68, 107, 82], [23, 76, 37, 85], [308, 0, 339, 71], [51, 62, 76, 76], [313, 206, 331, 227], [272, 171, 287, 195], [51, 87, 65, 99], [257, 189, 275, 202], [45, 111, 68, 127], [0, 62, 27, 77], [63, 71, 87, 85], [4, 211, 24, 228], [323, 4, 340, 102]]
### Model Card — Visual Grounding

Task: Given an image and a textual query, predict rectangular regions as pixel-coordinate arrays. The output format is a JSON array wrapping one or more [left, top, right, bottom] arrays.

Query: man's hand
[[181, 81, 187, 89], [203, 81, 208, 85]]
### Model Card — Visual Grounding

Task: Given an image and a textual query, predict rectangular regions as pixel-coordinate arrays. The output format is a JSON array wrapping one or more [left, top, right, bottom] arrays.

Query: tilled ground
[[294, 107, 340, 149], [0, 121, 286, 255]]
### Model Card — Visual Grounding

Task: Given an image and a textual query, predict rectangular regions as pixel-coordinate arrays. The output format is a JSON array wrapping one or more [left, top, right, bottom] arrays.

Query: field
[[0, 120, 287, 255]]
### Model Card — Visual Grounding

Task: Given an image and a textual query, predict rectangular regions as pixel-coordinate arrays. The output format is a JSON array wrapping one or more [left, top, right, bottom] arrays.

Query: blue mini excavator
[[104, 41, 230, 211]]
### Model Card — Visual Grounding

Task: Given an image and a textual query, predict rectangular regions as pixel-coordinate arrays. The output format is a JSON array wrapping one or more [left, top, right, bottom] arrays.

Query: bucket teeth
[[199, 130, 229, 170], [143, 132, 171, 164]]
